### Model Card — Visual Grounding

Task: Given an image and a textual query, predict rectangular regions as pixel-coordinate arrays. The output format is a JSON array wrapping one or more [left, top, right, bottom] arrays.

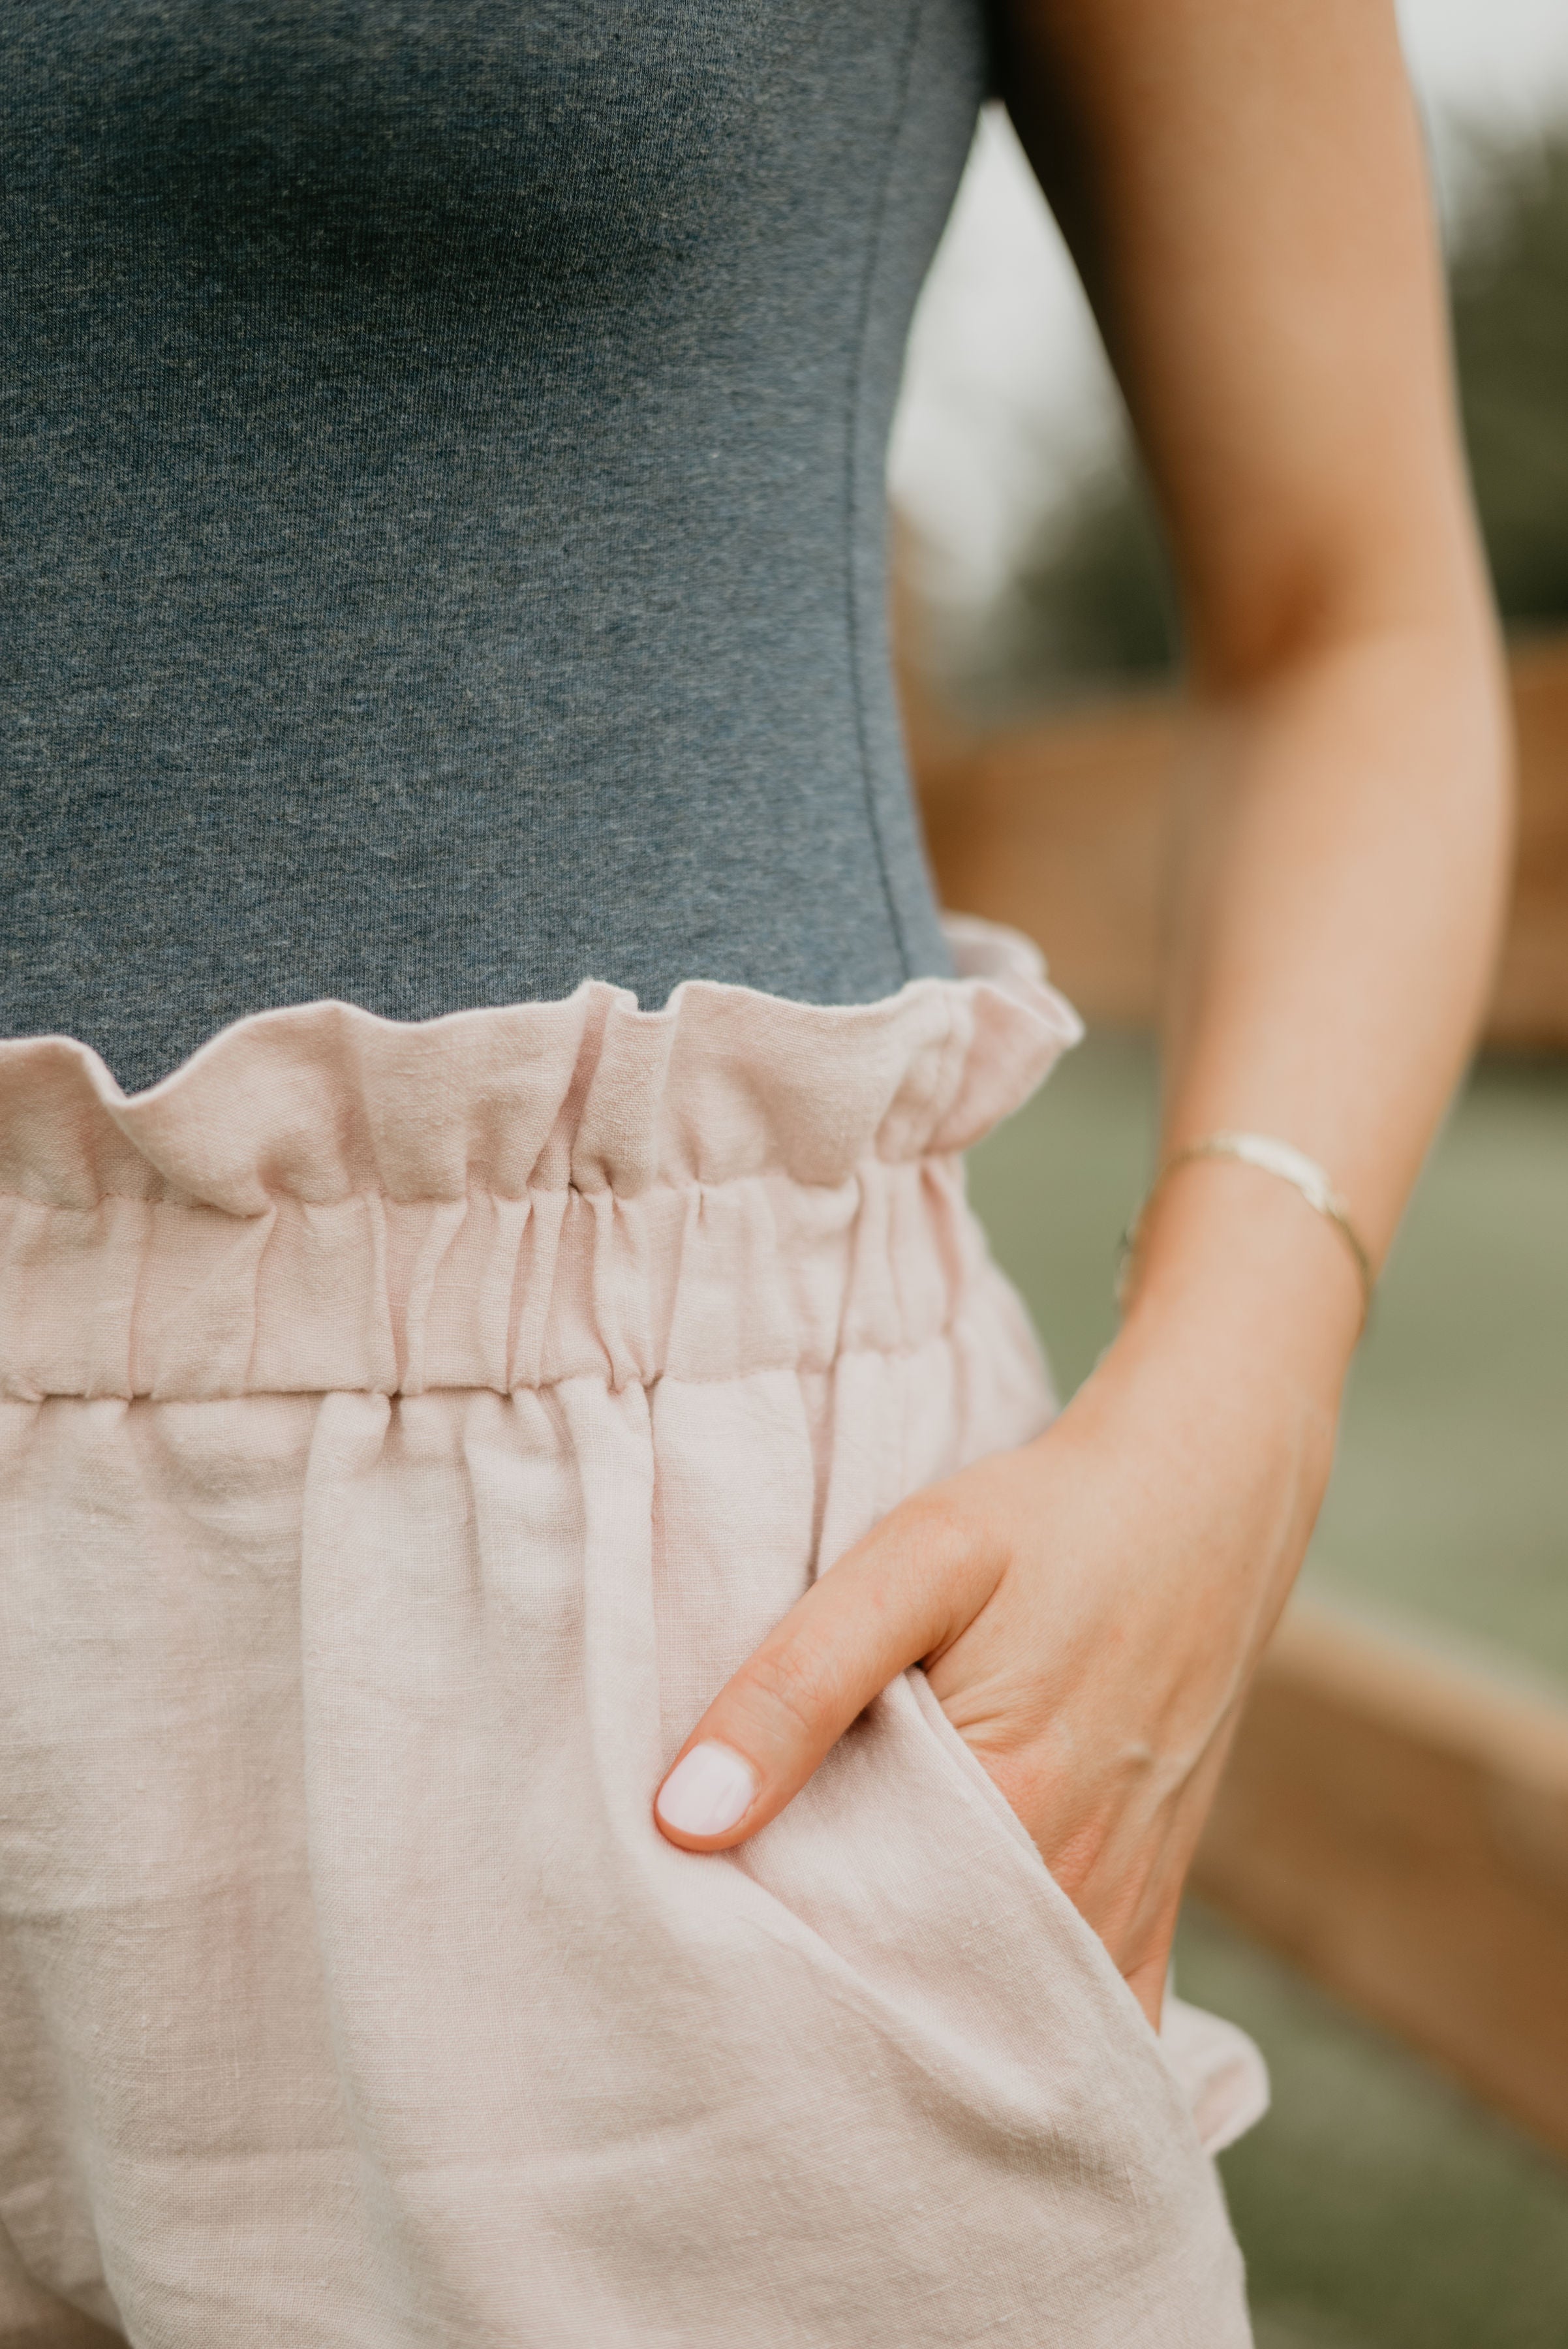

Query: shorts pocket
[[893, 1664, 1162, 2044], [684, 1657, 1259, 2344], [895, 1665, 1268, 2155]]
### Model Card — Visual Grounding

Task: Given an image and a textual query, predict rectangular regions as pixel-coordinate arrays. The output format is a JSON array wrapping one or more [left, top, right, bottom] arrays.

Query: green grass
[[1177, 1906, 1568, 2349], [964, 1024, 1158, 1400]]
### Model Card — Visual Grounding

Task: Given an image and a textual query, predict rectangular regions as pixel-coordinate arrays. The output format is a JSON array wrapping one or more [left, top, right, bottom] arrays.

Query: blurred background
[[887, 4, 1568, 2342]]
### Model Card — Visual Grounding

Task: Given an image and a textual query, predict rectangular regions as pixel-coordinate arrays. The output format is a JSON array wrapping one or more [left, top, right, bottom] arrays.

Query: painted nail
[[656, 1742, 759, 1838]]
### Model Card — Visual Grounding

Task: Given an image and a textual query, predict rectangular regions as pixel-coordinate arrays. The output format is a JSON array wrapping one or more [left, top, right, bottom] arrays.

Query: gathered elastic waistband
[[0, 919, 1079, 1399]]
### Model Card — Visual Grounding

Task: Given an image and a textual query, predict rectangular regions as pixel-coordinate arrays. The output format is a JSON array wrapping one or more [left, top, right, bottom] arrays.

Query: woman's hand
[[654, 1168, 1354, 2028], [656, 0, 1513, 2030]]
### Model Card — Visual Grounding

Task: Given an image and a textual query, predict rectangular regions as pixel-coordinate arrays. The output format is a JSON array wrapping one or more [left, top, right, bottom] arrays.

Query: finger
[[654, 1488, 1003, 1851]]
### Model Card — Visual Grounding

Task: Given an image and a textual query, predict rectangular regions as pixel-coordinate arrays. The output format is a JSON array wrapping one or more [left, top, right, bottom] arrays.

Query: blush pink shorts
[[0, 918, 1262, 2348]]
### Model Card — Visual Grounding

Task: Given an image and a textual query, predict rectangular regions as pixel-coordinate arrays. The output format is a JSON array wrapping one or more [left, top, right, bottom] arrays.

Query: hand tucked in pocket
[[654, 1257, 1347, 2030]]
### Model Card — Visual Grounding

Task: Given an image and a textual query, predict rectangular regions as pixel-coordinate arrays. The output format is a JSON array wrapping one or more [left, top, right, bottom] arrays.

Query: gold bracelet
[[1116, 1129, 1375, 1328]]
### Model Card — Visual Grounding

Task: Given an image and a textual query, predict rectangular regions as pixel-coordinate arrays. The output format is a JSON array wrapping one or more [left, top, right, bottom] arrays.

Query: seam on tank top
[[842, 0, 931, 986]]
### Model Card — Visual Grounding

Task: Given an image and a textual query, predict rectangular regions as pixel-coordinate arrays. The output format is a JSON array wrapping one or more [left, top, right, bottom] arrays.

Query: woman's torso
[[0, 0, 987, 1092]]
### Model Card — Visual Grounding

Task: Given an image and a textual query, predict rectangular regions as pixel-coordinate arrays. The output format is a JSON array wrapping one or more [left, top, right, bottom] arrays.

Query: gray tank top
[[1, 1, 987, 1093]]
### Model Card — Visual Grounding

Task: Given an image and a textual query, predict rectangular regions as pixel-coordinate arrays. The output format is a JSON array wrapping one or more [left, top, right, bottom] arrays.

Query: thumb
[[653, 1490, 1000, 1851]]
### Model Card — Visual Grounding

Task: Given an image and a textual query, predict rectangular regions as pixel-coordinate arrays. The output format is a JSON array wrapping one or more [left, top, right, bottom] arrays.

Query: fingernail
[[656, 1742, 759, 1837]]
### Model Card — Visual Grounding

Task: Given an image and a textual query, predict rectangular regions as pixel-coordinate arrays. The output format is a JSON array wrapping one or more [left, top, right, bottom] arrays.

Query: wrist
[[1050, 1197, 1344, 1635], [1111, 1150, 1364, 1414]]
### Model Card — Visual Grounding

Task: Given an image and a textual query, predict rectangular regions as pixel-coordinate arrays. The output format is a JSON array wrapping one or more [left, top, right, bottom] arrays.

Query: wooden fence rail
[[1195, 1601, 1568, 2159]]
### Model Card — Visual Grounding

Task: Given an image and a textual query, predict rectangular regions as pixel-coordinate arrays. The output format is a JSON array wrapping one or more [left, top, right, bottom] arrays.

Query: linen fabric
[[0, 919, 1263, 2347]]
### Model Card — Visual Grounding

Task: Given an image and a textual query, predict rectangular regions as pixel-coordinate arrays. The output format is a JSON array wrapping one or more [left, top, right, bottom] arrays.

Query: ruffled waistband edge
[[0, 916, 1082, 1212]]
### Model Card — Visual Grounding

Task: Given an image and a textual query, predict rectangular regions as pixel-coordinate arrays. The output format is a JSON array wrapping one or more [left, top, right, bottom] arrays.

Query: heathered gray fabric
[[1, 1, 988, 1094]]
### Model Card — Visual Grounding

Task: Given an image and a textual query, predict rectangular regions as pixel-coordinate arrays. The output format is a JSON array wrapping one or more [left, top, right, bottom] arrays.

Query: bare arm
[[653, 0, 1513, 2025], [997, 0, 1509, 1323]]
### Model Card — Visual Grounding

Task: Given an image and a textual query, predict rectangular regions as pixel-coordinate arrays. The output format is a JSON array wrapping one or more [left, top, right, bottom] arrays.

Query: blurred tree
[[1454, 132, 1568, 628], [976, 457, 1178, 704], [966, 120, 1568, 711]]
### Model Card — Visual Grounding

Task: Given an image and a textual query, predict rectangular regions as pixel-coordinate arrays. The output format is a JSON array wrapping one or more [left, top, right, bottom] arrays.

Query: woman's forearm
[[996, 0, 1513, 1387], [1125, 606, 1512, 1399]]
